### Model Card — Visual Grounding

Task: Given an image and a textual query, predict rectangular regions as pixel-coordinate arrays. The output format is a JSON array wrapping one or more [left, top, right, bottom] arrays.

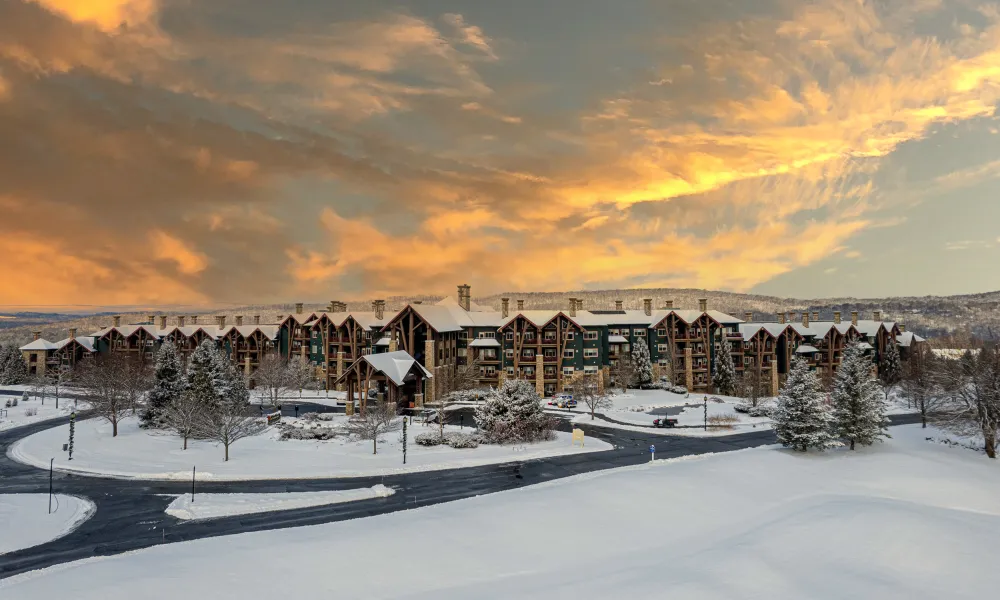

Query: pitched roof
[[608, 335, 629, 343], [897, 332, 926, 347], [468, 338, 501, 347], [340, 351, 433, 386], [795, 345, 819, 353], [19, 338, 60, 351]]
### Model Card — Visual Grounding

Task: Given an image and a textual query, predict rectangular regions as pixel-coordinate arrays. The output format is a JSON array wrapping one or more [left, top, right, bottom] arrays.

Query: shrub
[[277, 424, 340, 441], [415, 432, 445, 446], [24, 407, 38, 417], [443, 432, 479, 449], [302, 412, 335, 422], [707, 414, 740, 429]]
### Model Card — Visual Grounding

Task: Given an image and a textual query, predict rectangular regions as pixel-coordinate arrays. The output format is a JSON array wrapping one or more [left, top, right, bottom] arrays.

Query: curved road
[[0, 408, 921, 579]]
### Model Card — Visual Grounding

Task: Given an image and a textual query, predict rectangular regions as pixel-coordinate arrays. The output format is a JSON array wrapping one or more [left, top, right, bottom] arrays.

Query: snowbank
[[165, 486, 395, 521], [2, 425, 996, 599], [0, 494, 95, 555], [11, 416, 612, 481], [0, 399, 89, 432]]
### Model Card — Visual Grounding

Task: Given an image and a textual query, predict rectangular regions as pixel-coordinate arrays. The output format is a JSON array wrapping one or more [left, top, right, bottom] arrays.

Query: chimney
[[873, 310, 881, 322], [457, 284, 471, 312], [900, 322, 906, 332], [615, 299, 623, 311], [178, 316, 186, 328], [236, 316, 244, 326], [698, 298, 708, 312], [664, 300, 674, 310], [216, 315, 226, 330], [32, 331, 41, 341], [375, 300, 385, 320], [569, 298, 577, 318], [295, 303, 304, 315], [113, 315, 121, 327], [802, 312, 810, 328], [834, 311, 842, 324], [643, 299, 652, 317], [501, 298, 510, 319], [576, 298, 584, 310], [812, 311, 819, 322], [190, 315, 198, 325], [159, 315, 167, 329], [517, 299, 524, 311], [69, 328, 77, 340], [777, 312, 786, 325], [277, 315, 283, 323], [851, 311, 859, 326], [254, 315, 260, 325], [148, 314, 156, 325], [744, 312, 753, 323], [788, 312, 796, 323]]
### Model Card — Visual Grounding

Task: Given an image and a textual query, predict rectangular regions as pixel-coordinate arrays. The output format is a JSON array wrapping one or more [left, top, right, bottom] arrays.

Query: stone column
[[389, 329, 398, 353], [244, 355, 251, 376], [535, 354, 545, 396], [414, 393, 424, 408], [336, 352, 345, 392], [771, 364, 780, 397], [684, 347, 694, 391], [424, 339, 436, 405]]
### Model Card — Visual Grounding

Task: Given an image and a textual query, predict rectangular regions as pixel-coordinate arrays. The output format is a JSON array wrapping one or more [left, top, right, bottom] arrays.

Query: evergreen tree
[[832, 342, 890, 450], [773, 358, 836, 451], [185, 340, 229, 412], [141, 341, 185, 429], [878, 339, 902, 400], [632, 339, 653, 386], [474, 378, 552, 443], [712, 338, 738, 396], [0, 344, 29, 385]]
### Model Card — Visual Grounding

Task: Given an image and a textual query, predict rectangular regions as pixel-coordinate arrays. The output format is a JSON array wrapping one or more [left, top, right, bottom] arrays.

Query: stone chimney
[[295, 303, 304, 315], [457, 284, 471, 312], [32, 331, 41, 341], [812, 311, 819, 322], [159, 315, 167, 329], [643, 299, 653, 317], [615, 299, 623, 311], [664, 300, 674, 310], [178, 316, 186, 327], [113, 315, 121, 327], [873, 310, 881, 322], [501, 298, 509, 319], [517, 299, 524, 311], [277, 315, 283, 323], [777, 312, 786, 325], [235, 316, 244, 326], [834, 311, 842, 325], [216, 315, 226, 330], [148, 314, 156, 325], [69, 328, 77, 340], [788, 312, 796, 323], [900, 321, 906, 332], [374, 300, 385, 320], [569, 298, 577, 318], [802, 312, 810, 328], [190, 315, 198, 325], [744, 312, 753, 323], [576, 298, 584, 310], [698, 298, 708, 312], [851, 311, 859, 326]]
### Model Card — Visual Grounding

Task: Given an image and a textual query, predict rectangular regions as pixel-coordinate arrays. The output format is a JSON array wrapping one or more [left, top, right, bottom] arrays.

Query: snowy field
[[0, 399, 90, 432], [0, 494, 95, 555], [4, 425, 997, 599], [165, 486, 394, 520], [11, 416, 611, 480]]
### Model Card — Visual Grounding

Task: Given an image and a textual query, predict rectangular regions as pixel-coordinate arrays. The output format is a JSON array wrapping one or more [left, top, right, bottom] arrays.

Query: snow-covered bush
[[443, 432, 479, 449], [474, 379, 554, 444], [302, 412, 336, 422], [24, 407, 38, 417], [278, 425, 339, 441], [644, 380, 688, 394], [734, 402, 774, 417], [415, 432, 444, 446]]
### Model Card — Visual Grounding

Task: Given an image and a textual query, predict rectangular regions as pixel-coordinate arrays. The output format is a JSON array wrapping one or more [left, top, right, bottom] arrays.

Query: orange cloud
[[150, 230, 208, 275], [32, 0, 157, 30]]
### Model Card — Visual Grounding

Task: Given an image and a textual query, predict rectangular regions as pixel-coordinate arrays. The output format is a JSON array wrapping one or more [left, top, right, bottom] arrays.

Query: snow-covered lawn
[[0, 494, 95, 555], [165, 486, 395, 521], [11, 416, 611, 481], [4, 424, 997, 598], [0, 399, 90, 432]]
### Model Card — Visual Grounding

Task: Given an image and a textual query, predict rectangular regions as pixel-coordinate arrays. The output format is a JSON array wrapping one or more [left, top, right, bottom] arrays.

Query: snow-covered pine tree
[[878, 339, 902, 400], [141, 341, 185, 429], [185, 340, 230, 412], [0, 344, 29, 385], [712, 338, 738, 396], [474, 378, 552, 443], [832, 342, 890, 450], [632, 339, 653, 386], [772, 357, 836, 451]]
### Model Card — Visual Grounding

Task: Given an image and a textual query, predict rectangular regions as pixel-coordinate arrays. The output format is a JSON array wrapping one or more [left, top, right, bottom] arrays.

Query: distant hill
[[1, 288, 996, 347]]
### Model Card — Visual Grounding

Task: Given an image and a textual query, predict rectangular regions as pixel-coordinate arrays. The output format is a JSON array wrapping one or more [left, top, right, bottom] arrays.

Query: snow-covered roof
[[738, 323, 789, 339], [608, 335, 629, 343], [346, 351, 433, 386], [375, 338, 391, 347], [468, 338, 501, 347], [856, 342, 874, 350], [897, 332, 926, 347], [19, 338, 60, 351], [795, 345, 819, 354], [229, 325, 280, 340], [20, 335, 97, 353]]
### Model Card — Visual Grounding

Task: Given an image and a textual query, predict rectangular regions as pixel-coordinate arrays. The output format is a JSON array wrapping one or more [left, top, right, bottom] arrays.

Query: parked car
[[557, 398, 577, 409], [653, 417, 678, 428], [548, 393, 572, 406]]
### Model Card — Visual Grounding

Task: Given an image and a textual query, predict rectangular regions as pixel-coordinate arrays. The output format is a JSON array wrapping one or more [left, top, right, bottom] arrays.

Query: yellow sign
[[572, 428, 585, 446]]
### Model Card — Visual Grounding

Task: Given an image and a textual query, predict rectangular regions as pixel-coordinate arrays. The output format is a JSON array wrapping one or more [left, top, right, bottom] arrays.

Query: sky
[[1, 0, 1000, 307]]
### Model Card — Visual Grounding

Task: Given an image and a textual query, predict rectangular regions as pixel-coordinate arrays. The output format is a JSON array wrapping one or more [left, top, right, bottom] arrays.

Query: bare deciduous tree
[[252, 353, 290, 407], [192, 373, 264, 461], [288, 355, 316, 399], [164, 389, 204, 450], [934, 342, 1000, 458], [739, 365, 767, 408], [77, 354, 136, 437], [572, 374, 612, 420], [900, 344, 944, 428], [609, 356, 636, 394], [346, 400, 401, 455]]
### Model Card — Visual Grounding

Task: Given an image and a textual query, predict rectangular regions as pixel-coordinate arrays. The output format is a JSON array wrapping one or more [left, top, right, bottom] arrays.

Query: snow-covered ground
[[4, 425, 997, 598], [165, 486, 395, 521], [11, 416, 611, 480], [0, 398, 90, 432], [0, 494, 95, 555], [250, 389, 346, 408]]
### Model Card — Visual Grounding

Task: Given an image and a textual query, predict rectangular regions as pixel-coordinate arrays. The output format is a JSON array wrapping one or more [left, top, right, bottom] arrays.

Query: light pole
[[68, 412, 75, 461]]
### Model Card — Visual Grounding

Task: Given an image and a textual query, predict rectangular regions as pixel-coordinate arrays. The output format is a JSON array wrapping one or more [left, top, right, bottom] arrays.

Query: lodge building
[[21, 285, 925, 406]]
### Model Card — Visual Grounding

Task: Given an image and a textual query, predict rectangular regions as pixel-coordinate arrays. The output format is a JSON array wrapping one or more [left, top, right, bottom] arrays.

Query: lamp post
[[68, 411, 75, 461]]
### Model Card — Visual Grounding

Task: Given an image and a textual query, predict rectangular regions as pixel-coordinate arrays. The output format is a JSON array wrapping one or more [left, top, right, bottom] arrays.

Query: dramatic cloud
[[2, 0, 999, 307]]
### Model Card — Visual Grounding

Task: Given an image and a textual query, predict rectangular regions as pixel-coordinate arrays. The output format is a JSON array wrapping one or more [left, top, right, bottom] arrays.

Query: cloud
[[150, 230, 209, 275], [32, 0, 158, 30]]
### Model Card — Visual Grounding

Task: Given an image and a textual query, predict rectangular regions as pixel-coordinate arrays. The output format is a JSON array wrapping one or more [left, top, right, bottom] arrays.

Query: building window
[[524, 331, 535, 340], [634, 329, 646, 337], [478, 331, 496, 339], [458, 348, 467, 358], [657, 328, 667, 337], [505, 332, 514, 341], [610, 329, 620, 336], [562, 366, 575, 376], [563, 349, 575, 358], [459, 330, 469, 340], [564, 332, 575, 341], [657, 344, 668, 353], [506, 366, 515, 376], [483, 366, 496, 376], [584, 348, 599, 359], [658, 359, 669, 366], [584, 365, 598, 374], [584, 331, 599, 341]]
